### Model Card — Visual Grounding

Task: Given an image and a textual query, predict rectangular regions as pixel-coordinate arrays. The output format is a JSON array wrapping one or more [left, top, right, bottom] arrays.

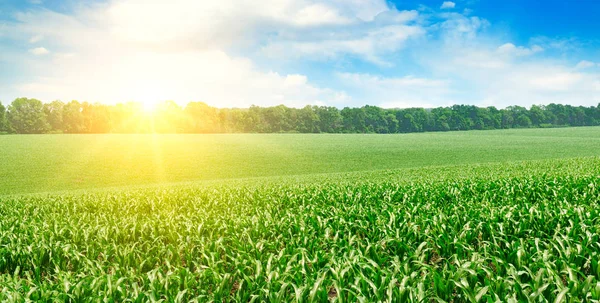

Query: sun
[[129, 82, 166, 114]]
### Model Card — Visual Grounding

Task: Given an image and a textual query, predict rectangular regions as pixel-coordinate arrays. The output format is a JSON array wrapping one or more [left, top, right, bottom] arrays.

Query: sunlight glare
[[130, 81, 166, 114], [141, 100, 160, 113]]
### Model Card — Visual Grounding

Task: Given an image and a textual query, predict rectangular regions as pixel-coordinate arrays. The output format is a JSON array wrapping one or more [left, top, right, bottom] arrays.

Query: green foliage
[[0, 101, 7, 132], [1, 157, 600, 301], [43, 100, 65, 131], [7, 98, 49, 134], [62, 101, 85, 133], [5, 98, 600, 133]]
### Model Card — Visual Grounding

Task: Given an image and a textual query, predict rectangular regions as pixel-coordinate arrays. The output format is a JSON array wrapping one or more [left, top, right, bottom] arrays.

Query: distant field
[[1, 126, 600, 195]]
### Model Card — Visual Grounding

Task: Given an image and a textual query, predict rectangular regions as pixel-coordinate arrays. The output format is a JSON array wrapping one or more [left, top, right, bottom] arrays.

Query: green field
[[2, 127, 600, 195], [2, 128, 600, 301]]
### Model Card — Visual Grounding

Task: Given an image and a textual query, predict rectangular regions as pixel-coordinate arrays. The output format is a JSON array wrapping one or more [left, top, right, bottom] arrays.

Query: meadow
[[1, 127, 600, 195], [1, 127, 600, 301]]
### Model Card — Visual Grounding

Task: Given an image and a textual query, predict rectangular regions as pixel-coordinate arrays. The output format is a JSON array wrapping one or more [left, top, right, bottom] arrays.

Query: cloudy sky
[[0, 0, 599, 108]]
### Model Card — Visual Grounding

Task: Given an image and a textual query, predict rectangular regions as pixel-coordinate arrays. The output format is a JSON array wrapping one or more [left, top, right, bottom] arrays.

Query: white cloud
[[260, 9, 423, 65], [262, 22, 424, 66], [29, 35, 43, 43], [15, 49, 347, 108], [6, 0, 367, 107], [575, 60, 596, 69], [401, 12, 600, 108], [28, 47, 49, 55], [419, 47, 600, 107], [353, 53, 600, 109], [497, 43, 543, 56], [529, 36, 579, 52], [338, 72, 448, 88], [101, 0, 392, 48], [337, 72, 453, 108], [3, 0, 600, 110], [440, 1, 456, 9], [292, 3, 353, 25], [436, 14, 490, 43], [9, 0, 394, 52]]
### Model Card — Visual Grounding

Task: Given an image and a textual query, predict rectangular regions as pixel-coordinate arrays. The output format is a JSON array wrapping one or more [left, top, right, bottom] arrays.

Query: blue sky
[[1, 0, 599, 108]]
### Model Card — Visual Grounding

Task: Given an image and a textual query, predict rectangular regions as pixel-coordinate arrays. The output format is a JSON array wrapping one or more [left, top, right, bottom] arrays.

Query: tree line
[[1, 98, 600, 134]]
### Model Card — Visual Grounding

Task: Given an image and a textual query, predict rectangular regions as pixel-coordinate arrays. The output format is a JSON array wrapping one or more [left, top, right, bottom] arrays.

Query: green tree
[[341, 107, 367, 133], [0, 102, 7, 132], [153, 101, 184, 133], [398, 108, 427, 132], [43, 100, 65, 132], [296, 105, 320, 133], [384, 112, 399, 133], [363, 105, 390, 133], [431, 107, 452, 131], [315, 106, 342, 133], [81, 102, 112, 133], [263, 105, 292, 133], [529, 105, 545, 127], [501, 110, 514, 129], [7, 98, 49, 134], [485, 106, 502, 129], [62, 101, 85, 133], [516, 115, 532, 128], [184, 102, 220, 133], [245, 106, 266, 132], [219, 108, 249, 133], [546, 103, 568, 125]]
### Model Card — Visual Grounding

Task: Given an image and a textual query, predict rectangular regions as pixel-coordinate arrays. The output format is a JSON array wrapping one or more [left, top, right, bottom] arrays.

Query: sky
[[0, 0, 599, 109]]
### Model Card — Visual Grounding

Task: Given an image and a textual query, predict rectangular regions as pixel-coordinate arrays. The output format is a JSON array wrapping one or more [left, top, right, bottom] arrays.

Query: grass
[[1, 126, 600, 195], [2, 127, 600, 301]]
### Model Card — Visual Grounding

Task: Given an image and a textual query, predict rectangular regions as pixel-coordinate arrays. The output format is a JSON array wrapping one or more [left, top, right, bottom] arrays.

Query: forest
[[1, 98, 600, 134]]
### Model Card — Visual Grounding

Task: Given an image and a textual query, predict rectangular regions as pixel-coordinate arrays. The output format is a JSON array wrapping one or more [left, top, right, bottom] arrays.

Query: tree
[[219, 108, 250, 133], [472, 107, 490, 130], [449, 105, 474, 130], [0, 102, 7, 132], [296, 105, 320, 133], [43, 100, 65, 132], [245, 106, 266, 132], [62, 101, 85, 133], [363, 105, 391, 133], [4, 98, 600, 134], [7, 98, 49, 134], [506, 106, 529, 128], [184, 102, 220, 133], [384, 112, 399, 133], [81, 102, 112, 133], [485, 106, 502, 129], [153, 101, 184, 133], [399, 112, 418, 133], [262, 105, 292, 133], [546, 103, 567, 125], [501, 110, 514, 129], [341, 107, 367, 133], [516, 115, 532, 128], [315, 106, 342, 133], [529, 105, 545, 127], [398, 108, 427, 132], [431, 107, 452, 131], [570, 106, 587, 126]]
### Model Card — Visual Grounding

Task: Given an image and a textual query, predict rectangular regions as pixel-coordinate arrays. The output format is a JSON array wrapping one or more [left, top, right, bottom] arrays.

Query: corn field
[[1, 157, 600, 302]]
